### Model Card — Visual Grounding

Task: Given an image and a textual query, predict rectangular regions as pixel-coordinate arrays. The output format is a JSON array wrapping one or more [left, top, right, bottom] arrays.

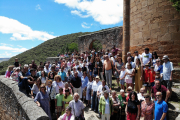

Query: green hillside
[[0, 32, 89, 75]]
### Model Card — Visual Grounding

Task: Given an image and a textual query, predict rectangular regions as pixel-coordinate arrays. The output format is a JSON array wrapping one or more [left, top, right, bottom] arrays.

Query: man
[[134, 51, 141, 63], [141, 48, 152, 67], [91, 76, 102, 112], [125, 57, 135, 69], [154, 92, 168, 120], [127, 52, 134, 62], [36, 65, 44, 77], [151, 80, 170, 102], [31, 60, 37, 70], [44, 64, 50, 75], [70, 72, 82, 98], [103, 55, 113, 89], [137, 88, 146, 102], [162, 55, 174, 98], [28, 68, 38, 88], [69, 93, 85, 119], [111, 45, 121, 55]]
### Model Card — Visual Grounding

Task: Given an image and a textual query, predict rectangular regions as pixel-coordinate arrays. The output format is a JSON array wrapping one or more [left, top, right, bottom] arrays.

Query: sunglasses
[[41, 87, 45, 88], [156, 95, 161, 97], [156, 61, 160, 62], [127, 90, 132, 91], [144, 96, 149, 98]]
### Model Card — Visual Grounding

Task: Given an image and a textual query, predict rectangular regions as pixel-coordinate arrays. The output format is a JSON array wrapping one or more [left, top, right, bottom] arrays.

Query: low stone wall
[[0, 76, 49, 120], [46, 57, 60, 64]]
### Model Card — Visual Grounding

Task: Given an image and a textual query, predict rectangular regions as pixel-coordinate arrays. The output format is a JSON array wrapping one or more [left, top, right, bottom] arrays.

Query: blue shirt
[[58, 71, 67, 81], [157, 65, 163, 74], [81, 76, 89, 89], [154, 100, 168, 120]]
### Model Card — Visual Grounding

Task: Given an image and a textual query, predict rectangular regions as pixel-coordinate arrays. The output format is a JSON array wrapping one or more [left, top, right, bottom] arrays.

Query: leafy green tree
[[68, 42, 78, 52], [170, 0, 180, 11]]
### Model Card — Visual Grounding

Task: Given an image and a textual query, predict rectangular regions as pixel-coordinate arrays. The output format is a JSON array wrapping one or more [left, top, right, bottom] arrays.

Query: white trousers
[[73, 87, 82, 98], [102, 114, 110, 120]]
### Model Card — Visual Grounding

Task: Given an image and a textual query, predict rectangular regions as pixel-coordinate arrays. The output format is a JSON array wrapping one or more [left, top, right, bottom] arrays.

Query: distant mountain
[[0, 58, 10, 63], [0, 32, 90, 75]]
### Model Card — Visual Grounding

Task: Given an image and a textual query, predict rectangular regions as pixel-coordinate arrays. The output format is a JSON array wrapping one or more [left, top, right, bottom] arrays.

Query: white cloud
[[81, 22, 92, 28], [17, 45, 22, 47], [35, 4, 41, 10], [0, 43, 13, 47], [0, 52, 13, 58], [0, 16, 56, 41], [54, 0, 123, 25], [0, 45, 28, 52]]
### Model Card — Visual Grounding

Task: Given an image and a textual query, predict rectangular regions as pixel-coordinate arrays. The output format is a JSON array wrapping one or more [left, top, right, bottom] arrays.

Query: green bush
[[170, 0, 180, 11]]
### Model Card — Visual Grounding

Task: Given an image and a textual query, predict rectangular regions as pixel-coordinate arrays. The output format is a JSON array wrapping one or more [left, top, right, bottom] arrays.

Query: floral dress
[[141, 101, 155, 120]]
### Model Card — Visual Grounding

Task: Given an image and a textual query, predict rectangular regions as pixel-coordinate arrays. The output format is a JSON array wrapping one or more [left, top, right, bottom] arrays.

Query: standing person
[[91, 76, 102, 112], [154, 92, 168, 120], [70, 72, 82, 97], [31, 78, 42, 99], [162, 55, 174, 98], [127, 52, 134, 62], [86, 76, 93, 107], [103, 55, 113, 89], [99, 90, 113, 120], [88, 59, 95, 78], [95, 57, 103, 80], [115, 57, 124, 88], [134, 58, 143, 93], [14, 58, 19, 67], [32, 60, 37, 70], [46, 80, 56, 116], [149, 66, 156, 92], [141, 48, 152, 67], [53, 75, 65, 94], [119, 65, 126, 90], [141, 93, 154, 120], [134, 51, 141, 63], [137, 88, 146, 103], [111, 91, 120, 120], [58, 67, 67, 83], [63, 82, 72, 95], [152, 52, 158, 66], [44, 64, 50, 75], [118, 89, 126, 120], [154, 59, 163, 74], [125, 91, 140, 120], [40, 71, 47, 84], [55, 88, 64, 119], [93, 63, 99, 78], [48, 65, 57, 80], [34, 84, 52, 120], [123, 63, 134, 88], [111, 45, 121, 55], [143, 64, 151, 93], [62, 88, 73, 115], [69, 93, 85, 120]]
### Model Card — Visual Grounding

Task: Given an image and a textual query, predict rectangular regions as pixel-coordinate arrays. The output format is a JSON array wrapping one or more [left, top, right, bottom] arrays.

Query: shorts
[[126, 79, 132, 84], [57, 106, 62, 113], [150, 82, 154, 87], [89, 71, 93, 76], [120, 79, 125, 85], [144, 82, 150, 87], [164, 80, 172, 89]]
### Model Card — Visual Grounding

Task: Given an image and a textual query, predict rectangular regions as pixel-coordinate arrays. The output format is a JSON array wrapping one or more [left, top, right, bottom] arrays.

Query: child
[[119, 65, 126, 90], [143, 64, 150, 93], [123, 63, 134, 88], [86, 77, 93, 107], [149, 66, 156, 93], [55, 88, 64, 119], [14, 58, 19, 67], [93, 63, 99, 79]]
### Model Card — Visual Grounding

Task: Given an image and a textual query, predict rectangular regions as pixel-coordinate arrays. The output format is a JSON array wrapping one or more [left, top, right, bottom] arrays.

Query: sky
[[0, 0, 123, 58]]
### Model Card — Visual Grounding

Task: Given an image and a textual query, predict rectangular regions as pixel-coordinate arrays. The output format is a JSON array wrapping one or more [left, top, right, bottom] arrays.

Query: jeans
[[105, 69, 112, 88], [91, 91, 98, 112], [89, 71, 93, 76], [18, 78, 31, 94]]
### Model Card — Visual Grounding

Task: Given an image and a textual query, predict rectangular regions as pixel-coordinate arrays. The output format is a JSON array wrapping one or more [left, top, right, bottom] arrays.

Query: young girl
[[86, 77, 93, 107], [123, 63, 134, 88], [119, 65, 126, 90], [11, 67, 20, 82]]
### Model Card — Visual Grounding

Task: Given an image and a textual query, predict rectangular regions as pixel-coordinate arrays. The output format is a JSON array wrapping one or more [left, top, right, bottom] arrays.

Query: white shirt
[[97, 85, 110, 97], [59, 113, 75, 120], [77, 70, 83, 78], [120, 70, 126, 79], [105, 97, 110, 114], [108, 53, 112, 58], [44, 68, 50, 74], [125, 69, 133, 80], [134, 54, 141, 63], [141, 52, 152, 65], [163, 61, 174, 80], [40, 77, 46, 84], [111, 57, 115, 65], [52, 81, 65, 93], [125, 62, 135, 69], [92, 81, 102, 92], [137, 93, 145, 101]]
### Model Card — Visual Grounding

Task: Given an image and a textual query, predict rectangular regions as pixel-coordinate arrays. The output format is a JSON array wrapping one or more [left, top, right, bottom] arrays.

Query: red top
[[151, 85, 167, 101], [149, 71, 156, 83], [144, 69, 150, 82]]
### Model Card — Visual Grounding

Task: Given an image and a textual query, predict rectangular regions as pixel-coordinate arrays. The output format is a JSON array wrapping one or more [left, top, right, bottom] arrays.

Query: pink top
[[141, 101, 154, 120], [5, 71, 11, 78]]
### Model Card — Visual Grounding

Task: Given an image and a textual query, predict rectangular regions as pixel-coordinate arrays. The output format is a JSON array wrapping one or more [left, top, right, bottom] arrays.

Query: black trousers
[[50, 99, 55, 114]]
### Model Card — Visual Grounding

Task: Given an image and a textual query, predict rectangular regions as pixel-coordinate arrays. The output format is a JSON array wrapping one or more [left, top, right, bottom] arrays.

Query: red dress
[[141, 101, 155, 120]]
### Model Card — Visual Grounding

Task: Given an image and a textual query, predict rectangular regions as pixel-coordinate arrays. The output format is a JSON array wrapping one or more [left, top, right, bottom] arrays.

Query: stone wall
[[78, 27, 123, 53], [128, 0, 180, 67], [0, 76, 49, 120], [46, 57, 60, 64]]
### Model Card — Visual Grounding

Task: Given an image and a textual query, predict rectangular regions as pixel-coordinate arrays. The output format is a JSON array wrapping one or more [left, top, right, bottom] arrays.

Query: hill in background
[[0, 32, 90, 75], [0, 58, 10, 63]]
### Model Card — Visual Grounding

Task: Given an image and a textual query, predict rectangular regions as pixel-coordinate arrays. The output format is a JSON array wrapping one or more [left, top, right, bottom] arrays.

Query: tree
[[68, 42, 78, 53], [170, 0, 180, 11]]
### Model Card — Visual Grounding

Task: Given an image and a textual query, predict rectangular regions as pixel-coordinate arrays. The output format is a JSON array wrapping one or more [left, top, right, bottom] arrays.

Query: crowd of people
[[4, 45, 174, 120]]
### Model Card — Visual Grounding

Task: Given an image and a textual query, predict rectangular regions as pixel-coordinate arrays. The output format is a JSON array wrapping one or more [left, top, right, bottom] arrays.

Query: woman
[[46, 80, 56, 116], [86, 76, 93, 107], [58, 106, 74, 120], [11, 67, 20, 82], [34, 84, 52, 120], [52, 75, 65, 94], [31, 77, 42, 99], [5, 66, 13, 78], [63, 82, 72, 95], [62, 89, 73, 115], [118, 89, 127, 120], [125, 91, 140, 120], [58, 67, 67, 83], [115, 57, 124, 88], [152, 52, 158, 66], [154, 59, 163, 74], [111, 91, 120, 120], [99, 90, 113, 120], [40, 71, 47, 84], [141, 93, 154, 120], [134, 58, 143, 93], [81, 72, 89, 100]]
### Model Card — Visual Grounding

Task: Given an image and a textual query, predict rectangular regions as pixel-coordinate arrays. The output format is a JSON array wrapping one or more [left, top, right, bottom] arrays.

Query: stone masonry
[[78, 26, 123, 53]]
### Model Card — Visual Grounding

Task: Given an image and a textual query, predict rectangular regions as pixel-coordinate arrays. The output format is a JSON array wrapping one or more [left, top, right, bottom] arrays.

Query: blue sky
[[0, 0, 123, 58]]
